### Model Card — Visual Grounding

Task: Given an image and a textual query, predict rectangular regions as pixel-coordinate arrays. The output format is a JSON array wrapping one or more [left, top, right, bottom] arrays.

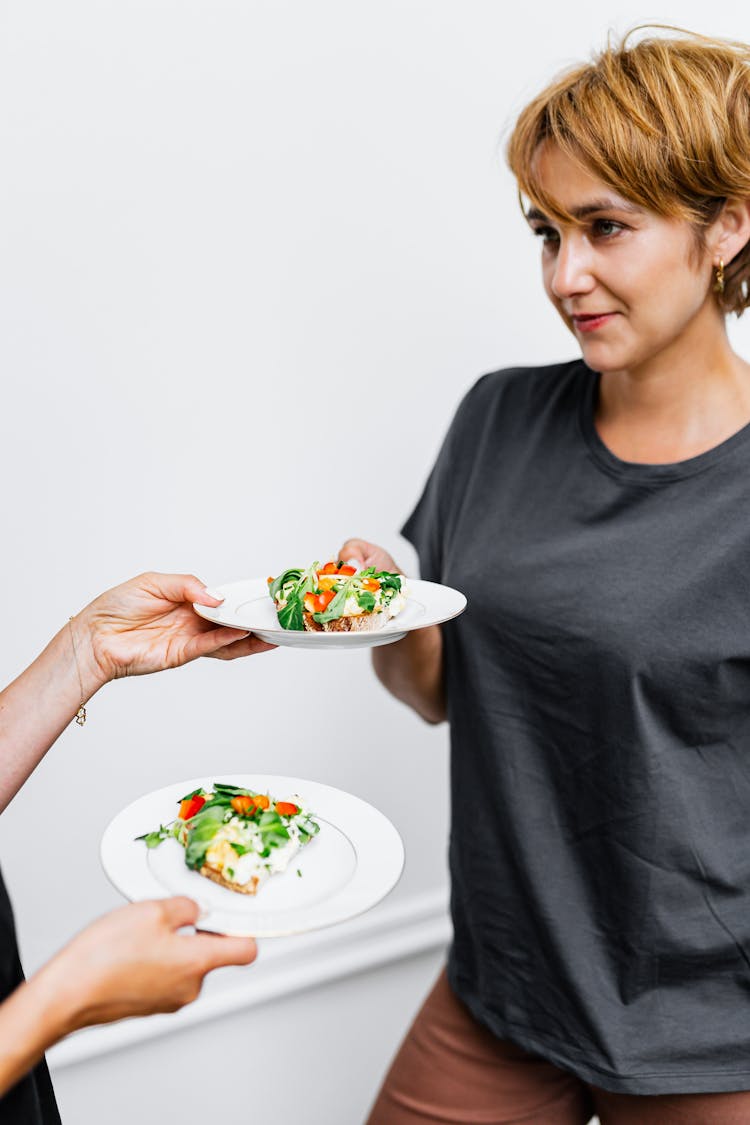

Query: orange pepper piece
[[275, 801, 299, 816], [304, 591, 335, 614], [178, 795, 206, 820], [231, 795, 257, 817]]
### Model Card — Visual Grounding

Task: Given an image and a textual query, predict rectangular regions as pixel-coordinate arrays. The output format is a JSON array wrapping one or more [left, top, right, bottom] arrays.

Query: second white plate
[[193, 577, 466, 649], [101, 774, 404, 937]]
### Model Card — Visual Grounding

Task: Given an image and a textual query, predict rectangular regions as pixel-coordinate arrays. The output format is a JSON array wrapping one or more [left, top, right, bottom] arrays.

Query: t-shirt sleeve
[[401, 373, 491, 582], [401, 458, 444, 583]]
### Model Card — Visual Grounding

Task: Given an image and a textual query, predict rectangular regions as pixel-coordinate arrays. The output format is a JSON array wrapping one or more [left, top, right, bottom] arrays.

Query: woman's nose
[[549, 238, 595, 300]]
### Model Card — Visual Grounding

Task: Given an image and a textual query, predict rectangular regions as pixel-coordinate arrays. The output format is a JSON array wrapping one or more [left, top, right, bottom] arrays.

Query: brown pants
[[367, 969, 750, 1124]]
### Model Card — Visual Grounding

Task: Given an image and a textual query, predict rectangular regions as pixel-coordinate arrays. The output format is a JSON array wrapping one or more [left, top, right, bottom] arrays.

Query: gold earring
[[714, 259, 725, 295]]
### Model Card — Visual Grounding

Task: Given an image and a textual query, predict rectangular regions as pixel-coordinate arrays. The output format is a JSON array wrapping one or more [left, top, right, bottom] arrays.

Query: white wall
[[53, 948, 448, 1125], [2, 2, 750, 1121]]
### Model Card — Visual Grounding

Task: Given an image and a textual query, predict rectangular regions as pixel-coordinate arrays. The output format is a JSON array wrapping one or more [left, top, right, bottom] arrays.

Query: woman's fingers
[[117, 572, 219, 611], [158, 573, 219, 607], [203, 634, 278, 660], [192, 932, 258, 969], [338, 538, 401, 573], [338, 538, 369, 564], [186, 625, 251, 657], [158, 895, 202, 930], [188, 582, 226, 608], [159, 897, 257, 968]]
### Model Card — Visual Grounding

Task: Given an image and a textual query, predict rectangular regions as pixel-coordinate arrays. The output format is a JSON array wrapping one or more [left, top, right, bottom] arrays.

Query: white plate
[[101, 774, 404, 937], [193, 577, 467, 649]]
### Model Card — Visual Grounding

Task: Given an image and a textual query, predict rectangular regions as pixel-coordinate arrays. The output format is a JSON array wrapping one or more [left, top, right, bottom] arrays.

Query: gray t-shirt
[[403, 359, 750, 1095]]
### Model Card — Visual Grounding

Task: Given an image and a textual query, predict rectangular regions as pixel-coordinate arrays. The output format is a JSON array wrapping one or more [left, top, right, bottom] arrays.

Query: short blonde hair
[[506, 27, 750, 314]]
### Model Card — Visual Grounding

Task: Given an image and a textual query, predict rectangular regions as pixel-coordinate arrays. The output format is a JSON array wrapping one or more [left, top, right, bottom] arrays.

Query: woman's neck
[[594, 319, 750, 464]]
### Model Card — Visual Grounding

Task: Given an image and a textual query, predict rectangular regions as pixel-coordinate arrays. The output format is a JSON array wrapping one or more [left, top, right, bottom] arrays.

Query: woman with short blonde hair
[[347, 27, 750, 1123], [508, 27, 750, 314]]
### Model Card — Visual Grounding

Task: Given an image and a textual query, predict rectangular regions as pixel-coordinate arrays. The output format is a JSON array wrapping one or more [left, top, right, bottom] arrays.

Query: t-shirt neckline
[[578, 365, 750, 483]]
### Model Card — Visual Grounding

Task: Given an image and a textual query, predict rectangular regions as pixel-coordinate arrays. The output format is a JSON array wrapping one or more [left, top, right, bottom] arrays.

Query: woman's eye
[[592, 219, 623, 237], [532, 225, 559, 245]]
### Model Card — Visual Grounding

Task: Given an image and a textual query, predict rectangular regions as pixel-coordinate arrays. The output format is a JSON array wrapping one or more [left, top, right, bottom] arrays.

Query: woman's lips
[[572, 312, 617, 333]]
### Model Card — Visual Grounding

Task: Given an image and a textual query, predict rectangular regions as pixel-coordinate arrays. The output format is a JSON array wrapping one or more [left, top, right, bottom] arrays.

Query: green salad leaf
[[313, 576, 356, 624], [269, 568, 302, 602], [297, 814, 320, 837], [271, 563, 319, 631], [178, 787, 206, 803], [376, 572, 402, 608], [135, 824, 173, 849], [257, 809, 290, 847], [278, 596, 305, 631], [355, 590, 376, 612], [184, 805, 230, 870]]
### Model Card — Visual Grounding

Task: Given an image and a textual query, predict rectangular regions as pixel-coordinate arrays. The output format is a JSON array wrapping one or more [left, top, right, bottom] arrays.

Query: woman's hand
[[0, 897, 257, 1095], [76, 572, 276, 691], [338, 538, 402, 573], [338, 537, 446, 724], [0, 571, 275, 812], [43, 897, 257, 1031]]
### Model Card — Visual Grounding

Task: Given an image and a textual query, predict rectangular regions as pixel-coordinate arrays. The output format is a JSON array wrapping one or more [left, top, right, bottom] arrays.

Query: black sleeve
[[0, 869, 62, 1123], [401, 460, 445, 584], [401, 372, 493, 582]]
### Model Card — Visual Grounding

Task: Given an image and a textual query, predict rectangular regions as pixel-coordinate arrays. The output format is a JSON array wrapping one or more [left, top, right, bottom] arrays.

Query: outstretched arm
[[0, 571, 275, 812], [339, 539, 446, 725]]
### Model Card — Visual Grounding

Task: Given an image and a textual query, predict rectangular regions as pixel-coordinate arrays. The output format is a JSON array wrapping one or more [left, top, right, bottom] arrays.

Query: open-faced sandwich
[[137, 782, 320, 895], [268, 560, 407, 632]]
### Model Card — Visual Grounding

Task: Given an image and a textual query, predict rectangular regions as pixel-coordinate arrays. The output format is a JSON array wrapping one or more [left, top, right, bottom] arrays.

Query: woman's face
[[527, 142, 718, 376]]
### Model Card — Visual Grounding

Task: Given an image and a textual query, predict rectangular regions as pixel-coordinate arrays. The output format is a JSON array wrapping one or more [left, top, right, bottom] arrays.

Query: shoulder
[[468, 358, 587, 404], [450, 358, 589, 431]]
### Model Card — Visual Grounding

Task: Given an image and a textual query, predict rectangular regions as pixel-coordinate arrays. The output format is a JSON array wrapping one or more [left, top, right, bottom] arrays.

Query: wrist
[[30, 941, 104, 1039], [69, 612, 111, 698], [0, 969, 77, 1079]]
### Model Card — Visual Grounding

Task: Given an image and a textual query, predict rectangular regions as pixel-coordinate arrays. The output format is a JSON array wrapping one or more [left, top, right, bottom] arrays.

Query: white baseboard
[[48, 886, 451, 1071]]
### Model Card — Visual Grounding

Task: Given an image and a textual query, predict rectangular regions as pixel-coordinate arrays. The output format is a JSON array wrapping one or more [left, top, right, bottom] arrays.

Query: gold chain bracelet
[[68, 617, 87, 726]]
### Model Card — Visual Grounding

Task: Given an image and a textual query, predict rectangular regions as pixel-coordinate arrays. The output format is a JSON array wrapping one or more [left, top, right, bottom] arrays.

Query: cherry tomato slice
[[178, 794, 206, 820], [275, 801, 299, 816], [231, 795, 257, 817], [304, 590, 336, 613]]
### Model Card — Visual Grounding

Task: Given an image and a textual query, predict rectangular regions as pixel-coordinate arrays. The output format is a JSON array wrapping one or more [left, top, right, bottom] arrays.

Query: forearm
[[0, 617, 105, 813], [0, 571, 261, 814], [0, 970, 73, 1098], [372, 624, 446, 724]]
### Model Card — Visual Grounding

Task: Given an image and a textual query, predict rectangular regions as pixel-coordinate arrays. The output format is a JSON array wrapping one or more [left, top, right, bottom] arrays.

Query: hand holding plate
[[76, 571, 276, 689], [338, 538, 402, 574], [33, 897, 256, 1033]]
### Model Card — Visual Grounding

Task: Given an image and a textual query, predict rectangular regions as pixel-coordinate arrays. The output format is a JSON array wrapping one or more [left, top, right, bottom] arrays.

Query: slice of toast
[[200, 863, 261, 895], [303, 610, 387, 633]]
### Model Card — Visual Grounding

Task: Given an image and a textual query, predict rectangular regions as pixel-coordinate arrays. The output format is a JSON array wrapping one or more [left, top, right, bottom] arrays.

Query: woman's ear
[[712, 198, 750, 266]]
